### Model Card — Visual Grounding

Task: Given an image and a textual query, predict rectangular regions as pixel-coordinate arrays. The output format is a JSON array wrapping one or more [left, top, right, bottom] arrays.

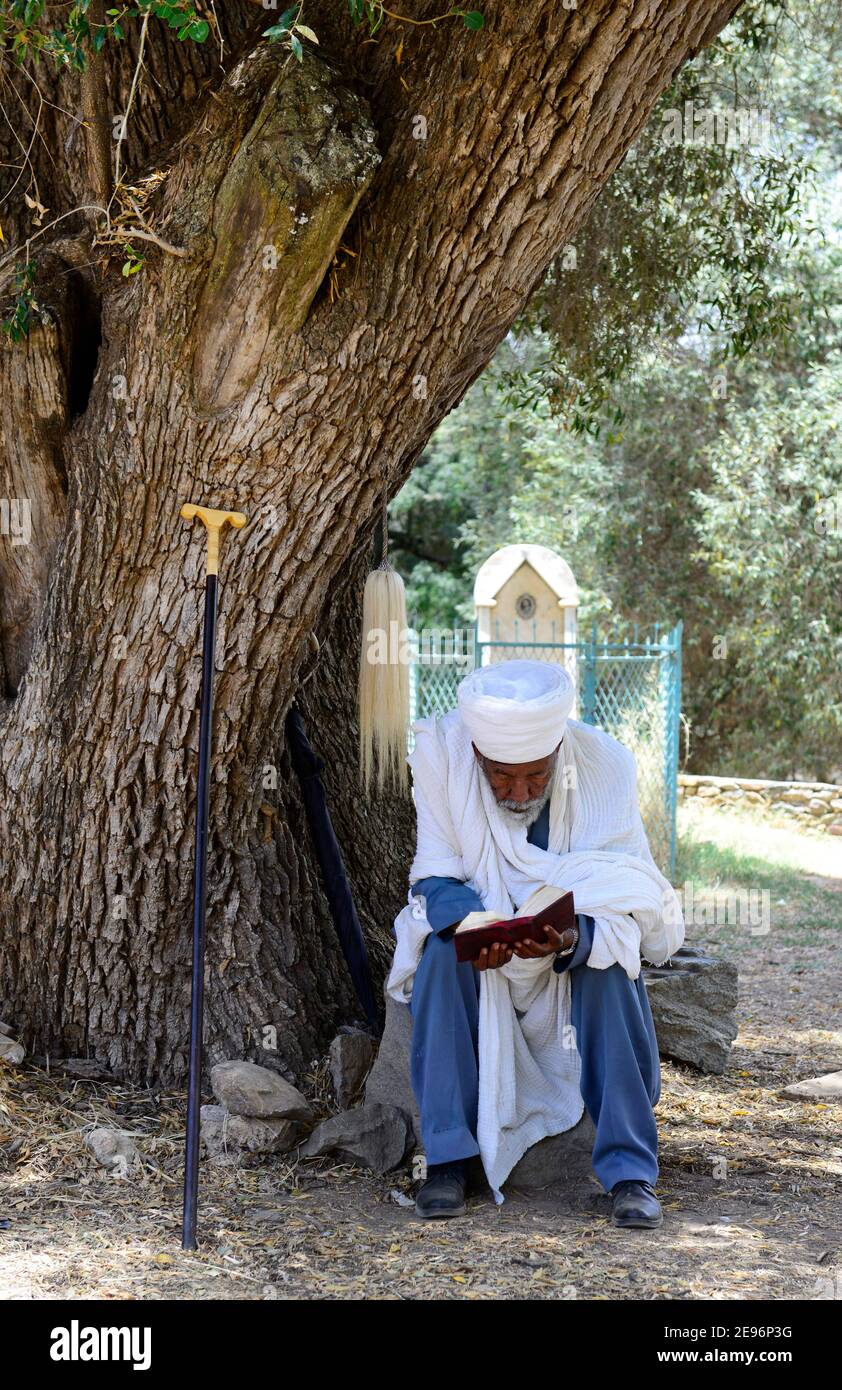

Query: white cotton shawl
[[386, 708, 685, 1203]]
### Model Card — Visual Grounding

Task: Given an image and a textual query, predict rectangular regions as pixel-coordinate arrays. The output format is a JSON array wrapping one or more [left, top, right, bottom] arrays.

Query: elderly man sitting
[[386, 659, 685, 1226]]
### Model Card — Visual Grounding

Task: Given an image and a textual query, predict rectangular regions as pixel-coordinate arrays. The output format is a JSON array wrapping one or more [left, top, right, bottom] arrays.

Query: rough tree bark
[[0, 0, 742, 1083]]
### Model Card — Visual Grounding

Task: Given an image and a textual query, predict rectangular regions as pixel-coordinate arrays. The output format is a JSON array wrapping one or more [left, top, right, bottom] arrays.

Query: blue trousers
[[408, 916, 661, 1193]]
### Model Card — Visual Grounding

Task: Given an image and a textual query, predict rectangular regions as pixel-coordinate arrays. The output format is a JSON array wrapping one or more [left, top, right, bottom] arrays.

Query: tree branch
[[79, 0, 114, 211]]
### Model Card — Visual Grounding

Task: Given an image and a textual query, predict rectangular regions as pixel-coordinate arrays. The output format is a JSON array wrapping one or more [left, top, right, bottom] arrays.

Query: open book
[[453, 885, 575, 964]]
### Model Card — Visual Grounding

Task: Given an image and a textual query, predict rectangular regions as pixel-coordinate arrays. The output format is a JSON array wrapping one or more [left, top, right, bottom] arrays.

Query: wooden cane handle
[[180, 503, 247, 576]]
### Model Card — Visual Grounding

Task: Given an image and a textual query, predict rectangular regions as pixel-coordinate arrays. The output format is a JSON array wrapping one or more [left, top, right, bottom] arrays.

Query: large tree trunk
[[0, 0, 742, 1082]]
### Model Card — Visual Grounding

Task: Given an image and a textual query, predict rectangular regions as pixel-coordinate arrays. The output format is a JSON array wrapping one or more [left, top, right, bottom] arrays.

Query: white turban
[[456, 659, 575, 763]]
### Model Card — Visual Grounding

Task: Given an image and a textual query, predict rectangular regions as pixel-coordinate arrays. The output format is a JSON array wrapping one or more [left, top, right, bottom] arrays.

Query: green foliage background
[[391, 0, 842, 781]]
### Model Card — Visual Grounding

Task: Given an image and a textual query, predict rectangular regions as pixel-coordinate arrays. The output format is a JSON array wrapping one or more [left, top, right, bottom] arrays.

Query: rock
[[200, 1104, 301, 1163], [0, 1020, 14, 1036], [301, 1102, 411, 1173], [364, 987, 421, 1144], [85, 1129, 140, 1175], [829, 824, 842, 836], [808, 799, 828, 816], [504, 1114, 597, 1192], [643, 947, 738, 1074], [200, 1105, 232, 1163], [211, 1060, 313, 1122], [0, 1036, 24, 1065], [329, 1030, 378, 1109], [781, 789, 811, 804], [780, 1071, 842, 1102]]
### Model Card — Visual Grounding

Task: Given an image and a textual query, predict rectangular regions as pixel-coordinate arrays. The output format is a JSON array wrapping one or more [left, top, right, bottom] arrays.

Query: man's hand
[[473, 926, 577, 970], [511, 925, 577, 959], [473, 942, 515, 971]]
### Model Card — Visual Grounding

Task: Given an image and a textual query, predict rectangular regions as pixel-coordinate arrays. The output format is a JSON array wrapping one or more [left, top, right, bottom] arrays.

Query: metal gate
[[408, 621, 682, 878]]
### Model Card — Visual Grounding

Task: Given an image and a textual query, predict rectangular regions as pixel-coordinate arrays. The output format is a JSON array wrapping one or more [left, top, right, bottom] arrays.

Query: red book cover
[[453, 890, 575, 964]]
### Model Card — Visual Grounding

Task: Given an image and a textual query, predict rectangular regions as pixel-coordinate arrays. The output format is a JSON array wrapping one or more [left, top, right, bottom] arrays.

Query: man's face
[[473, 742, 561, 822]]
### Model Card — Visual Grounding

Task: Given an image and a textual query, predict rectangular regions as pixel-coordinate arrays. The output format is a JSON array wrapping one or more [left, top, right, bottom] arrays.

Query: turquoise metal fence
[[408, 621, 683, 879]]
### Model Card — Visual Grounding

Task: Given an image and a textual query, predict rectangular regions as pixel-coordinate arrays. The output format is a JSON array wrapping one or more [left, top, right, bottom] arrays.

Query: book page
[[455, 886, 568, 933], [514, 884, 569, 918], [455, 910, 501, 933]]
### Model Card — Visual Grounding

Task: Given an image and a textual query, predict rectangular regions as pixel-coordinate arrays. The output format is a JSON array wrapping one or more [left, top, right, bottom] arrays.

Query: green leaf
[[295, 24, 318, 44], [264, 6, 298, 41], [290, 31, 303, 61], [92, 26, 107, 51], [187, 19, 209, 41], [462, 11, 484, 29]]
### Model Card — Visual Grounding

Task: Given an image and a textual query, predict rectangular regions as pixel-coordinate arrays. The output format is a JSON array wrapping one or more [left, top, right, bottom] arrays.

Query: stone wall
[[679, 774, 842, 836]]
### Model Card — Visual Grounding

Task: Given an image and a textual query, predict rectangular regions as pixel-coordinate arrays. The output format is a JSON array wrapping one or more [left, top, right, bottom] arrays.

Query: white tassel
[[358, 500, 410, 795]]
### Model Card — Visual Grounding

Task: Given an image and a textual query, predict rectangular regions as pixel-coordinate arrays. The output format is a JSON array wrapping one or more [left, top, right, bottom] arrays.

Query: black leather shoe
[[610, 1179, 663, 1229], [415, 1161, 468, 1219]]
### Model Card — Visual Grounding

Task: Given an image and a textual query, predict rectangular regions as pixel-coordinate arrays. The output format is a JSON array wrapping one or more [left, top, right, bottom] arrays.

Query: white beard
[[494, 778, 554, 830]]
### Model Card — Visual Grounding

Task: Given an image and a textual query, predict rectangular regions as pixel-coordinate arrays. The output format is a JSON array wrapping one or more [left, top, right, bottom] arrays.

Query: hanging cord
[[378, 494, 392, 570]]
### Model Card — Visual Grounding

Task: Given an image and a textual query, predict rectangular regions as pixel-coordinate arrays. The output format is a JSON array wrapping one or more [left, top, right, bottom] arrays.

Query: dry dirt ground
[[0, 806, 840, 1301]]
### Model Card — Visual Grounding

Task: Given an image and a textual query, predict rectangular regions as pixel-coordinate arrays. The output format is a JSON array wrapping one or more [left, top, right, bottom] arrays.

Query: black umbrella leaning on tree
[[284, 703, 382, 1036], [179, 502, 247, 1252]]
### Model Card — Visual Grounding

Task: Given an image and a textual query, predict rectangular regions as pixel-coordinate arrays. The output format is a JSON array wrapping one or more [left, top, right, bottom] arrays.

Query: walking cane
[[179, 502, 247, 1251]]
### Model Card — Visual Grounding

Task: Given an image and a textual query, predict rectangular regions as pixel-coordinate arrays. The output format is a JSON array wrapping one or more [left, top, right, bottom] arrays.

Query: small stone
[[301, 1102, 411, 1173], [85, 1129, 139, 1175], [200, 1104, 301, 1163], [0, 1036, 24, 1065], [0, 1020, 14, 1037], [780, 1071, 842, 1102], [329, 1031, 378, 1109], [211, 1060, 313, 1122]]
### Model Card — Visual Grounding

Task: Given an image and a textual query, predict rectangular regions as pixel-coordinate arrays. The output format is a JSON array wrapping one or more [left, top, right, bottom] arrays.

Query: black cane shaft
[[182, 573, 219, 1251]]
